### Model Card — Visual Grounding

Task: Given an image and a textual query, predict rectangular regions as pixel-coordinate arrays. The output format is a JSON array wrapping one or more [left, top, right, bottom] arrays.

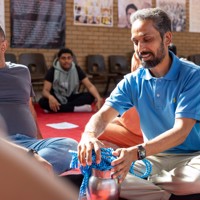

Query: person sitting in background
[[39, 48, 103, 113], [0, 25, 78, 174]]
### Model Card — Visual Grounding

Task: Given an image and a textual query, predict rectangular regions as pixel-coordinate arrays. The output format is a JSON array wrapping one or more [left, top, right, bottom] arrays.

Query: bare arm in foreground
[[0, 136, 78, 200]]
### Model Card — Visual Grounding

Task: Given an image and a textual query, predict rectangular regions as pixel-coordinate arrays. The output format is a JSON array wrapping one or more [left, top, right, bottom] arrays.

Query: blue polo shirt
[[105, 53, 200, 153]]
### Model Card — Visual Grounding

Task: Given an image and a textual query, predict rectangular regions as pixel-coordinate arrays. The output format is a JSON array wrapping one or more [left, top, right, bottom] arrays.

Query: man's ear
[[131, 52, 141, 72], [1, 40, 7, 53], [164, 32, 172, 46]]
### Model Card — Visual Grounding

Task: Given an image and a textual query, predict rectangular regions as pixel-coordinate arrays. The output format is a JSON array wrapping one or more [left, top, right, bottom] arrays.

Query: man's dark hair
[[126, 3, 138, 14], [0, 26, 5, 41], [130, 8, 171, 39], [57, 48, 74, 58]]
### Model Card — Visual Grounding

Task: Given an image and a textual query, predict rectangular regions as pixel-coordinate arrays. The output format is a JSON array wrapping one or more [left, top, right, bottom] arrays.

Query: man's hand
[[95, 98, 104, 111], [78, 134, 105, 166], [111, 147, 136, 183], [48, 95, 61, 112], [131, 52, 141, 72]]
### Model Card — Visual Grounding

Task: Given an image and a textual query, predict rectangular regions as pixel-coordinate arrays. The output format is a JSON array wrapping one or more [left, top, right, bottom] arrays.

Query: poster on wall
[[10, 0, 66, 48], [118, 0, 152, 28], [74, 0, 113, 27], [0, 0, 5, 31], [156, 0, 186, 32], [189, 0, 200, 32]]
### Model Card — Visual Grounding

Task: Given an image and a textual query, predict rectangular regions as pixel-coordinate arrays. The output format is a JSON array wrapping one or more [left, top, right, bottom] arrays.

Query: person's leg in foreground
[[10, 134, 78, 174]]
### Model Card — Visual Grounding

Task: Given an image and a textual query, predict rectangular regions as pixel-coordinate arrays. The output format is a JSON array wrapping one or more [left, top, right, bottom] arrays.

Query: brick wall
[[4, 0, 200, 80]]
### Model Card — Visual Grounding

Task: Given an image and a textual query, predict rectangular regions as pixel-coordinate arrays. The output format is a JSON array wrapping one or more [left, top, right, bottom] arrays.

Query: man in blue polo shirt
[[78, 8, 200, 200]]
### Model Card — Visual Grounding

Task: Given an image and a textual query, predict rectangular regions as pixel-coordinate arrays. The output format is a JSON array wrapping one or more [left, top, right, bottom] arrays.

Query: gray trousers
[[120, 152, 200, 200]]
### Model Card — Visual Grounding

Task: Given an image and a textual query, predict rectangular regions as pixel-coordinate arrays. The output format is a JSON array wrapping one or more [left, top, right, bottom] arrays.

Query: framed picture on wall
[[156, 0, 186, 32], [74, 0, 113, 27], [189, 0, 200, 32], [118, 0, 152, 28], [10, 0, 66, 48], [0, 0, 5, 31]]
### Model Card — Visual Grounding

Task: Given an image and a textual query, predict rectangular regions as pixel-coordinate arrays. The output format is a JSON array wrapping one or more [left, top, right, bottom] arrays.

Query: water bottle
[[86, 168, 119, 200]]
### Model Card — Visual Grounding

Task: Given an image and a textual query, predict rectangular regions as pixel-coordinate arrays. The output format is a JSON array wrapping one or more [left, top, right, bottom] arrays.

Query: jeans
[[9, 134, 78, 174]]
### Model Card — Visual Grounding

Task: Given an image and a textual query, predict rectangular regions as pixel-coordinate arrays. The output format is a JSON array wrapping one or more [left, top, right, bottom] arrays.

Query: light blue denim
[[9, 134, 78, 174]]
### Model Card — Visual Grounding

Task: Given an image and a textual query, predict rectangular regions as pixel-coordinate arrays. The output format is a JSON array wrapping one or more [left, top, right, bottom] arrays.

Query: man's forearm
[[42, 90, 52, 100], [88, 85, 102, 101], [83, 105, 119, 138], [84, 112, 108, 137]]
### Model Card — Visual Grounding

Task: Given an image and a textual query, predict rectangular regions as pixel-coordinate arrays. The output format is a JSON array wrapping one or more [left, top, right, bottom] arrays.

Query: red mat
[[34, 104, 94, 142]]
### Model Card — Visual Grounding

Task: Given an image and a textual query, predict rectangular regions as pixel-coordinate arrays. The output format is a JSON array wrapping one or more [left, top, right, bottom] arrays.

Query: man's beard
[[138, 42, 166, 69]]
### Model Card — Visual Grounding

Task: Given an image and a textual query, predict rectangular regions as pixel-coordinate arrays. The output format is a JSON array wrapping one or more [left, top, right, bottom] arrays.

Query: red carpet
[[34, 104, 94, 142]]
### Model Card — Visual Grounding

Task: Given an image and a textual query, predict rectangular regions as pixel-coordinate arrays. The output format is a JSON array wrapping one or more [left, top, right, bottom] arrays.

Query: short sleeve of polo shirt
[[105, 73, 136, 116], [175, 62, 200, 121]]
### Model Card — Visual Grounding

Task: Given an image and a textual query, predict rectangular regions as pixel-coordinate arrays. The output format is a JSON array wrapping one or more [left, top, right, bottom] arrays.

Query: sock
[[43, 109, 50, 113], [74, 104, 92, 112]]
